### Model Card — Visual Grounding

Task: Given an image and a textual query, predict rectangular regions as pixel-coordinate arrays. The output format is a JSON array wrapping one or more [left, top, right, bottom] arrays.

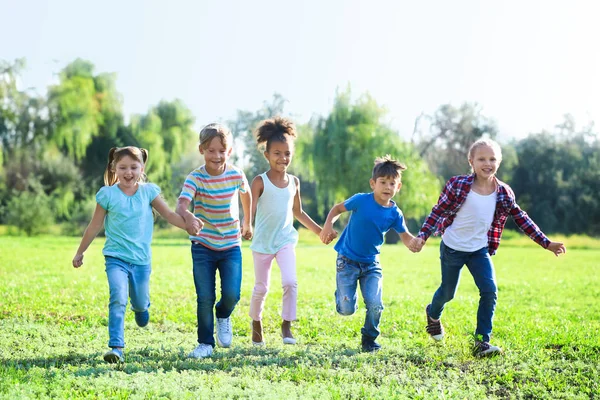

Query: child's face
[[200, 136, 232, 173], [369, 175, 402, 206], [113, 155, 144, 188], [469, 145, 500, 179], [264, 140, 294, 173]]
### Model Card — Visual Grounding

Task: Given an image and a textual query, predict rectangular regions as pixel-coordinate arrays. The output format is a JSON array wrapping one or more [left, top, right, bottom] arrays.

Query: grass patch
[[0, 233, 598, 398]]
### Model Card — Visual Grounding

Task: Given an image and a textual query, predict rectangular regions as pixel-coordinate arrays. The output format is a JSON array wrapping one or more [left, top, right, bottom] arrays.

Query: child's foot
[[252, 320, 265, 346], [216, 317, 232, 348], [425, 304, 445, 341], [473, 340, 502, 357], [103, 347, 124, 363], [134, 310, 150, 327], [188, 343, 213, 358], [361, 336, 381, 352], [281, 320, 296, 345]]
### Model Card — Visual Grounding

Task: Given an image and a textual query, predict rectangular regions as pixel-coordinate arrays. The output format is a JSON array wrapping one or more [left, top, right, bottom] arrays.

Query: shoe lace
[[219, 318, 231, 333], [426, 317, 443, 335]]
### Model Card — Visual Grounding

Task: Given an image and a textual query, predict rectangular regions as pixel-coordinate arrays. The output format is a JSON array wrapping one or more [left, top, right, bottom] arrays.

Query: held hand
[[72, 253, 84, 268], [241, 223, 253, 240], [185, 218, 200, 236], [320, 226, 336, 245], [191, 217, 204, 235], [408, 237, 425, 253], [547, 241, 566, 257]]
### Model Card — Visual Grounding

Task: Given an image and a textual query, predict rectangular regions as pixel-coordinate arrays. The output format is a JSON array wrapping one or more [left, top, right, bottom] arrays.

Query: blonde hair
[[104, 146, 148, 186], [372, 155, 407, 181], [199, 123, 233, 149], [468, 138, 503, 162]]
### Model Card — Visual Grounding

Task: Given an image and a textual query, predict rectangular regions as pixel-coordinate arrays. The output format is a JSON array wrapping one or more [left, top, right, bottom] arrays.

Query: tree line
[[1, 58, 598, 236]]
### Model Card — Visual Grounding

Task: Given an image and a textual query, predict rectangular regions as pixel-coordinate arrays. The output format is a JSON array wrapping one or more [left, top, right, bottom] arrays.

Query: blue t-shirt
[[334, 192, 408, 263], [96, 183, 161, 265]]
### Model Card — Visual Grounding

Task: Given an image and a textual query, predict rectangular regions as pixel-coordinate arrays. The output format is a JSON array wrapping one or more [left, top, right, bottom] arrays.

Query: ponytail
[[104, 147, 119, 186]]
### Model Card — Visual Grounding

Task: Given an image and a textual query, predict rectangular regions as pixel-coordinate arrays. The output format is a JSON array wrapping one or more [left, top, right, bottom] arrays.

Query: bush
[[6, 190, 55, 236]]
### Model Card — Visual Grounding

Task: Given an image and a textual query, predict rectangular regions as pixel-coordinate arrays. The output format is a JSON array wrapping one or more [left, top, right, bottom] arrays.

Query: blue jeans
[[429, 241, 498, 342], [191, 243, 242, 347], [335, 254, 384, 340], [105, 256, 151, 348]]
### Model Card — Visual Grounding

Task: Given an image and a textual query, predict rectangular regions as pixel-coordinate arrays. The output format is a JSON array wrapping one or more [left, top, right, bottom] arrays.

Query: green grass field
[[1, 231, 598, 399]]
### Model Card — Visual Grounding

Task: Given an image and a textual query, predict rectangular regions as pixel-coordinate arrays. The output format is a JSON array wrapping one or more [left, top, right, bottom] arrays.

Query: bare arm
[[250, 176, 264, 225], [176, 197, 201, 235], [320, 202, 347, 244], [399, 231, 417, 252], [72, 204, 106, 268], [240, 190, 253, 240], [292, 176, 322, 236], [153, 196, 202, 233]]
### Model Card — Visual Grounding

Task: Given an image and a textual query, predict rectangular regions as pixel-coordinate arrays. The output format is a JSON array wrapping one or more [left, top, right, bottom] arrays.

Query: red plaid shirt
[[417, 174, 550, 255]]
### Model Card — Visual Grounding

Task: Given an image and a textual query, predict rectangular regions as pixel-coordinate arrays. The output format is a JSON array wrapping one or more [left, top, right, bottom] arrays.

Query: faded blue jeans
[[191, 243, 242, 347], [335, 254, 384, 340], [429, 241, 498, 342], [105, 256, 151, 348]]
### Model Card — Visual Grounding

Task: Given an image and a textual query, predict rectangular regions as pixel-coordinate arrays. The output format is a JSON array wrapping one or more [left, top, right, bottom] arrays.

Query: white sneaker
[[187, 344, 213, 359], [216, 317, 233, 348]]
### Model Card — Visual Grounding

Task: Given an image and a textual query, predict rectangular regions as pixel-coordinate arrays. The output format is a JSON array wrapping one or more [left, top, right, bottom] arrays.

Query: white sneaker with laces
[[216, 317, 232, 348], [188, 344, 213, 359]]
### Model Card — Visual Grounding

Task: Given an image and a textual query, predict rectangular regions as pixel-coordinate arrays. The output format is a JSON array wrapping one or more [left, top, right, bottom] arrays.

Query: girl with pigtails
[[72, 146, 202, 363]]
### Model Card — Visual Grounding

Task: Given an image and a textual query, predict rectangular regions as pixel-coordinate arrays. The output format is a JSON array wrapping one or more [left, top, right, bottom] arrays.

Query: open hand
[[547, 241, 566, 257]]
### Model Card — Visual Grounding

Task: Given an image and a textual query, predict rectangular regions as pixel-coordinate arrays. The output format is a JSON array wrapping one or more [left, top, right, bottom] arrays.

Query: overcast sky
[[2, 0, 598, 141]]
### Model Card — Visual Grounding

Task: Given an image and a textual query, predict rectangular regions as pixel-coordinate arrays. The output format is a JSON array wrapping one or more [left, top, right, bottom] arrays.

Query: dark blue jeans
[[191, 243, 242, 347], [335, 254, 384, 340], [429, 241, 497, 342]]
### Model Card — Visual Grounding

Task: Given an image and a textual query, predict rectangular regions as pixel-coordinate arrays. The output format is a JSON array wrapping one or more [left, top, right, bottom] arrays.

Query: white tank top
[[442, 189, 497, 252], [249, 172, 299, 254]]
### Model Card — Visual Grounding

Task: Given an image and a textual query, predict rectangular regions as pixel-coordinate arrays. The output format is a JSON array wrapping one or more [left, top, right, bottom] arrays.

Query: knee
[[439, 285, 457, 302], [197, 295, 216, 308], [336, 295, 357, 316], [281, 279, 297, 291], [480, 289, 497, 301], [252, 283, 269, 297], [365, 300, 384, 314]]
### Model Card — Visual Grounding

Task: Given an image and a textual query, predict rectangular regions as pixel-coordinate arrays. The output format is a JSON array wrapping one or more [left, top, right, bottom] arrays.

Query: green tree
[[414, 103, 498, 180], [312, 88, 440, 222]]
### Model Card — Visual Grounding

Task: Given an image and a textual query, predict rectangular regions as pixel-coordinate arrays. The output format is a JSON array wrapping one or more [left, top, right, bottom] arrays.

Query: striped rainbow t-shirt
[[179, 164, 248, 250]]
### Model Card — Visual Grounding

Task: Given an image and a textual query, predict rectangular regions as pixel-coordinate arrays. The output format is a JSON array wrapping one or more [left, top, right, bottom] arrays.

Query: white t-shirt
[[442, 189, 497, 252]]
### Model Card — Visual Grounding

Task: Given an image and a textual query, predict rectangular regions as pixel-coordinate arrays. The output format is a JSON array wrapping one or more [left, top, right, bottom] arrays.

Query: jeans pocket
[[336, 256, 346, 272]]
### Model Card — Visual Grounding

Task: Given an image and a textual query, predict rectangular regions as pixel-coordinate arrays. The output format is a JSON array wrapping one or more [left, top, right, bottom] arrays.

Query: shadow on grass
[[1, 343, 459, 377]]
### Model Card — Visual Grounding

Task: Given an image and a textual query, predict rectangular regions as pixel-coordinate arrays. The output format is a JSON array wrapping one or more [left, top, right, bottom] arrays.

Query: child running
[[72, 146, 202, 363], [320, 155, 417, 352], [176, 123, 252, 359], [248, 116, 333, 346], [411, 138, 566, 357]]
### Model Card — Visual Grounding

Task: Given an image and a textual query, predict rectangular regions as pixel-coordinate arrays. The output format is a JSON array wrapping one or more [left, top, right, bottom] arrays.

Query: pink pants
[[249, 244, 297, 321]]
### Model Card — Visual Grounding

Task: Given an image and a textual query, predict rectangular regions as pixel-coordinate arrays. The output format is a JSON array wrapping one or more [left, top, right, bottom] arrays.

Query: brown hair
[[254, 116, 297, 151], [372, 155, 407, 181], [199, 123, 233, 149], [104, 146, 148, 186]]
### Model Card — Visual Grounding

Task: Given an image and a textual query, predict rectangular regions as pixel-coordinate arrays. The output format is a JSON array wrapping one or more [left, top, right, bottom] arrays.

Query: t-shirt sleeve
[[179, 173, 197, 202], [239, 170, 249, 194], [95, 186, 110, 210], [146, 183, 161, 202], [393, 207, 408, 233], [343, 193, 364, 212]]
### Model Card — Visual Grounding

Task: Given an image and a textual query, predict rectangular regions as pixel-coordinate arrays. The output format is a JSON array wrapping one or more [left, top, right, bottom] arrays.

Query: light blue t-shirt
[[334, 192, 408, 263], [96, 183, 161, 265]]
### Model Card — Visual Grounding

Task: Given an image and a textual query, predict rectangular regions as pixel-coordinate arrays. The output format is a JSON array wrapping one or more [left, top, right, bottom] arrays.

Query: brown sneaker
[[425, 304, 445, 341], [473, 340, 502, 357]]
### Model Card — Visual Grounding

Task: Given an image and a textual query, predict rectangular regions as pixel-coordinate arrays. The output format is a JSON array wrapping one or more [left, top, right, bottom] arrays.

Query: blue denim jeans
[[429, 241, 498, 342], [335, 254, 384, 340], [191, 243, 242, 347], [105, 256, 151, 348]]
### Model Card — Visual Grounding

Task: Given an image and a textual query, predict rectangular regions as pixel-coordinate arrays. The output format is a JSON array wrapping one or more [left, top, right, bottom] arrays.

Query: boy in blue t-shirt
[[320, 155, 417, 352]]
